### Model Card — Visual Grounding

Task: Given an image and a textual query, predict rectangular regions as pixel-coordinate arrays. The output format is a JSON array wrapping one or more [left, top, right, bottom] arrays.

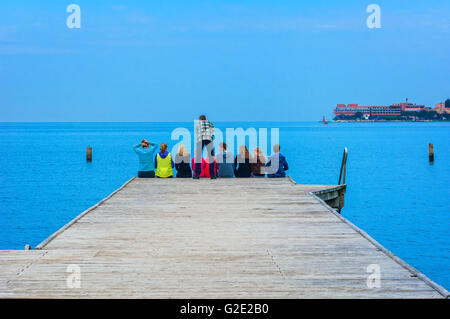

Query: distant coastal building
[[334, 99, 425, 118], [334, 98, 449, 121], [433, 102, 449, 114], [334, 104, 401, 117], [392, 100, 426, 112]]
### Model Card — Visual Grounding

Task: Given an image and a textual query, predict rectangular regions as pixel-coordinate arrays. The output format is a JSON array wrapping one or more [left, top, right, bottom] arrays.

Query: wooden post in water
[[338, 147, 348, 185], [429, 143, 434, 163], [86, 147, 92, 162]]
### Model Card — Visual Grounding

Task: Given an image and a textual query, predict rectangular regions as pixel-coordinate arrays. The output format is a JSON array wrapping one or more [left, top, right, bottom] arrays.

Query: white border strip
[[288, 176, 449, 298], [35, 177, 136, 250]]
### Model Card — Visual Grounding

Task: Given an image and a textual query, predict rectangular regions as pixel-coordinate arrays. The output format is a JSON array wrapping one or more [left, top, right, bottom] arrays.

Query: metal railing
[[338, 147, 348, 185]]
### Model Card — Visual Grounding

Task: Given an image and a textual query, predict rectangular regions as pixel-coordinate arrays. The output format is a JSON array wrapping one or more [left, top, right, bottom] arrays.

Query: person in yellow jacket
[[155, 143, 174, 178]]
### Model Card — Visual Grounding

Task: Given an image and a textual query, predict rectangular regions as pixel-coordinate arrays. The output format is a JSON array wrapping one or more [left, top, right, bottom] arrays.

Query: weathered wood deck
[[0, 178, 448, 298]]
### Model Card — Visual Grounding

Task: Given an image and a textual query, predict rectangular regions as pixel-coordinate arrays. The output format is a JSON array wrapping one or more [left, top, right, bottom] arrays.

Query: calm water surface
[[0, 122, 449, 289]]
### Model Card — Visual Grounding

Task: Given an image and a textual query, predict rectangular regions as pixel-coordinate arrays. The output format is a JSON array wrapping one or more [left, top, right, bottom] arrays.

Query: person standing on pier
[[194, 115, 216, 180], [133, 139, 158, 178]]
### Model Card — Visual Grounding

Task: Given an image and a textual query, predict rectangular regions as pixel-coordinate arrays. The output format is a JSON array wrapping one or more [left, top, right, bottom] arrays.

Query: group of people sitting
[[133, 115, 289, 179]]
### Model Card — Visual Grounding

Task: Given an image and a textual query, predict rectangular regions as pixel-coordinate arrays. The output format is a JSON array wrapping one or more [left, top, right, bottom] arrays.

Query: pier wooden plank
[[0, 178, 447, 298]]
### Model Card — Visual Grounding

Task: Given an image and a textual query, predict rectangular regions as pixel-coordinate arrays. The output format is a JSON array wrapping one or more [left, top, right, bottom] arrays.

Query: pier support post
[[86, 146, 92, 162], [338, 193, 345, 213], [429, 143, 434, 163]]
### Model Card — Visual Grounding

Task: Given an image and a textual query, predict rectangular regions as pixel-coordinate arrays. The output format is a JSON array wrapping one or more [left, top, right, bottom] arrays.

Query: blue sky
[[0, 0, 449, 121]]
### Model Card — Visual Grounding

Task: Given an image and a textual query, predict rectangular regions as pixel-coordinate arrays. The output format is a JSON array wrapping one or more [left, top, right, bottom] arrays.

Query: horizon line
[[0, 120, 323, 124]]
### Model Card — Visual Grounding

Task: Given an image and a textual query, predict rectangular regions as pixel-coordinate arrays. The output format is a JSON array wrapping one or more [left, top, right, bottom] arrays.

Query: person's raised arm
[[133, 143, 142, 154], [148, 141, 157, 153]]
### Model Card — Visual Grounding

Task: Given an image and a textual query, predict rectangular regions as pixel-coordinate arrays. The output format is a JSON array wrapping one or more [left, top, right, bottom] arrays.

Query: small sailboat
[[322, 116, 328, 124]]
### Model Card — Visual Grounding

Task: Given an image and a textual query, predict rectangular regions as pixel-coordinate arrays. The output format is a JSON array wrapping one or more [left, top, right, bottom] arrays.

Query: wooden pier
[[0, 178, 448, 298]]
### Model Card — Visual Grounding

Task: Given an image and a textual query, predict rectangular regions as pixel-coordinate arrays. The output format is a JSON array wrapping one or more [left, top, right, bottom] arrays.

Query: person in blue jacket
[[133, 139, 158, 178], [265, 144, 289, 178], [216, 142, 234, 178]]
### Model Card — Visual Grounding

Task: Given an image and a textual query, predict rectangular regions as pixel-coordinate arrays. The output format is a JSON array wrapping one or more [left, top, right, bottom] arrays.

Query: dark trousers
[[194, 139, 215, 177], [138, 171, 155, 178]]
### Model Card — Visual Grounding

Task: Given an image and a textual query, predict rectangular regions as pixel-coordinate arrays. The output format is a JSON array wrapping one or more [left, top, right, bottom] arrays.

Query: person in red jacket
[[192, 156, 217, 178]]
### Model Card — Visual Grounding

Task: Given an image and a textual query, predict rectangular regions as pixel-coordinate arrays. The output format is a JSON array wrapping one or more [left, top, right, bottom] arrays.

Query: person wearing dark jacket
[[234, 145, 252, 178], [174, 144, 192, 178], [266, 144, 289, 178]]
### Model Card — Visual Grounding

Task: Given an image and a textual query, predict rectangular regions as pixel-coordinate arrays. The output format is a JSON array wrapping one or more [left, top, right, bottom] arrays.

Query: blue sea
[[0, 122, 449, 289]]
